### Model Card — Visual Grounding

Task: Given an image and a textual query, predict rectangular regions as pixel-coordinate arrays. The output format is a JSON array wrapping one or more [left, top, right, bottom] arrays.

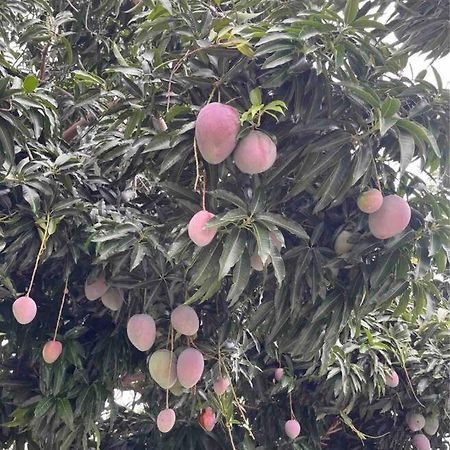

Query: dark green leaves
[[257, 212, 309, 241]]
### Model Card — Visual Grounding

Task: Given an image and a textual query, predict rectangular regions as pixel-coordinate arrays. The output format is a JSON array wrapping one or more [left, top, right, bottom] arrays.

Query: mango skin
[[198, 407, 216, 432], [357, 189, 383, 213], [148, 350, 177, 389], [195, 102, 240, 164], [407, 412, 426, 432], [412, 434, 431, 450], [385, 369, 399, 388], [188, 210, 217, 246], [334, 230, 353, 255], [42, 340, 63, 364], [213, 377, 230, 396], [368, 194, 411, 239], [127, 314, 156, 351], [171, 305, 199, 336], [176, 348, 204, 388], [285, 419, 301, 439], [84, 274, 108, 301], [233, 130, 277, 174], [12, 296, 37, 324], [423, 415, 439, 436], [157, 408, 176, 433], [274, 368, 284, 381], [101, 287, 124, 311]]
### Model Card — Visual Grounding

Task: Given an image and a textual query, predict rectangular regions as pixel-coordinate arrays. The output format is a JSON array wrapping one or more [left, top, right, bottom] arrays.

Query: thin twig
[[227, 425, 238, 450], [201, 173, 207, 211], [193, 138, 201, 191], [26, 214, 51, 297], [53, 277, 69, 341], [39, 43, 49, 81]]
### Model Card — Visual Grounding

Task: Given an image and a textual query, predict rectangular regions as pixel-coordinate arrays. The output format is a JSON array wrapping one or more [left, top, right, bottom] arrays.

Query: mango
[[357, 189, 383, 213], [285, 419, 301, 439], [171, 305, 199, 336], [195, 102, 240, 164], [84, 274, 108, 301], [198, 407, 216, 432], [234, 130, 277, 174], [407, 412, 425, 432], [42, 340, 63, 364], [176, 348, 204, 388], [127, 314, 156, 351], [101, 287, 124, 311], [148, 350, 177, 389], [412, 434, 431, 450], [188, 210, 217, 246], [368, 195, 411, 239], [213, 377, 230, 396], [157, 408, 176, 433], [12, 296, 37, 324]]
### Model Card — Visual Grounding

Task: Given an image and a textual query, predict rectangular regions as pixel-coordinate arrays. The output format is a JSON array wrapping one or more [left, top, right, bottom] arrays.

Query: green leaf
[[398, 131, 415, 173], [22, 186, 40, 214], [0, 119, 15, 165], [379, 116, 398, 136], [227, 249, 251, 305], [205, 209, 248, 229], [257, 212, 309, 241], [56, 398, 74, 431], [397, 119, 440, 157], [22, 75, 39, 93], [252, 222, 270, 264], [381, 97, 400, 117], [344, 0, 359, 24], [249, 88, 262, 107], [34, 397, 54, 418], [218, 228, 246, 279]]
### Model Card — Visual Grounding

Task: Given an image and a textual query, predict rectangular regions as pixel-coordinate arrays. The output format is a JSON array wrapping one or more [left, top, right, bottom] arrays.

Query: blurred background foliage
[[0, 0, 448, 449]]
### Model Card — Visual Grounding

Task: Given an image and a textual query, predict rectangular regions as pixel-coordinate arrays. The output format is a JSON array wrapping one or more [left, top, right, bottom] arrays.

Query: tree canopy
[[0, 0, 449, 449]]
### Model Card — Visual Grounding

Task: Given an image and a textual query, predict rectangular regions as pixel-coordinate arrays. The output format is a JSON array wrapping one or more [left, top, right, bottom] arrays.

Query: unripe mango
[[357, 189, 383, 214], [157, 408, 176, 433], [368, 195, 411, 239], [412, 434, 431, 450], [199, 407, 216, 432], [274, 368, 284, 381], [12, 296, 37, 324], [195, 102, 240, 164], [169, 380, 184, 396], [213, 377, 230, 396], [42, 340, 63, 364], [176, 348, 204, 388], [250, 232, 283, 271], [84, 274, 108, 301], [101, 287, 124, 311], [188, 210, 217, 246], [385, 369, 399, 388], [423, 415, 439, 436], [407, 412, 426, 432], [148, 350, 177, 389], [171, 305, 199, 336], [234, 130, 277, 174], [285, 419, 301, 439], [127, 314, 156, 351], [334, 230, 353, 255]]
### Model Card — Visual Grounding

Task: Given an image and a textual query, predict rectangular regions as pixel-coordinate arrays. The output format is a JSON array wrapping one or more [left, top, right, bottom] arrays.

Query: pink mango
[[42, 340, 63, 364], [157, 408, 176, 433], [285, 419, 301, 439], [177, 348, 204, 388], [368, 195, 411, 239], [12, 296, 37, 324], [233, 130, 277, 174], [188, 210, 217, 246], [195, 102, 240, 164], [357, 189, 383, 214]]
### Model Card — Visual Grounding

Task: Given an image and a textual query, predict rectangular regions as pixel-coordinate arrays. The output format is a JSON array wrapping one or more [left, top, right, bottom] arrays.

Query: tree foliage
[[0, 0, 449, 449]]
